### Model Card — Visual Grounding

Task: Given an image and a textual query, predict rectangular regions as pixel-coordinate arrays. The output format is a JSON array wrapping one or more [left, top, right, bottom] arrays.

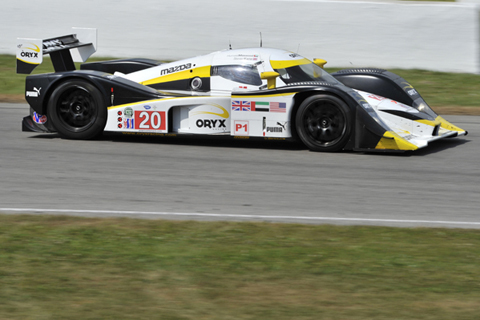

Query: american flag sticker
[[232, 100, 251, 111], [270, 102, 286, 113]]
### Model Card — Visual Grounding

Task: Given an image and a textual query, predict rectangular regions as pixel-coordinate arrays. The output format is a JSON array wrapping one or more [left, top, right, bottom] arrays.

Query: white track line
[[1, 208, 479, 226]]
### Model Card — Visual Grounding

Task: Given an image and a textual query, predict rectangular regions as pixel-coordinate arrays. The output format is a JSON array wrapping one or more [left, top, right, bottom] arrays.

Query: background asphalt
[[1, 103, 479, 228]]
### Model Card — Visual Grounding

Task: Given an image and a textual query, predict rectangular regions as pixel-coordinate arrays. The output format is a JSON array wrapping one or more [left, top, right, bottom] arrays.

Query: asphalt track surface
[[1, 103, 479, 228]]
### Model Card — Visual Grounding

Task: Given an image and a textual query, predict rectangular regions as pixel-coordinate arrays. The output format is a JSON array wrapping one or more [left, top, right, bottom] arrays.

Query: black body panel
[[25, 70, 162, 115], [332, 68, 420, 106], [81, 59, 162, 74], [148, 77, 211, 92], [22, 116, 45, 133], [353, 105, 387, 151]]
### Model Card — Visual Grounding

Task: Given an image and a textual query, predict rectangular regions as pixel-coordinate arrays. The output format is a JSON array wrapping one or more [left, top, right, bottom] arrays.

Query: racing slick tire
[[295, 94, 351, 152], [47, 80, 107, 140]]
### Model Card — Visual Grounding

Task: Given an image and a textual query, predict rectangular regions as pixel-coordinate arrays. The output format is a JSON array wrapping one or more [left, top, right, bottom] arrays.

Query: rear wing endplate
[[16, 27, 97, 74]]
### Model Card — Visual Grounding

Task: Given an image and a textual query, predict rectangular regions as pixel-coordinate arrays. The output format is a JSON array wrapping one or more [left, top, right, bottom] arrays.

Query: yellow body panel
[[141, 66, 211, 86], [375, 131, 419, 151], [270, 58, 311, 69]]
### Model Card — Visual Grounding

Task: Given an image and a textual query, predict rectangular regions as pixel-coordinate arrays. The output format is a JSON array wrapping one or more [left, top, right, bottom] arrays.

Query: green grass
[[2, 54, 479, 109], [0, 214, 479, 319]]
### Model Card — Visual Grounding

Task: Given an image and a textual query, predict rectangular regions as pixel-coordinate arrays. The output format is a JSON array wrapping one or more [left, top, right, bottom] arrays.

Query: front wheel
[[295, 95, 351, 152], [47, 80, 107, 139]]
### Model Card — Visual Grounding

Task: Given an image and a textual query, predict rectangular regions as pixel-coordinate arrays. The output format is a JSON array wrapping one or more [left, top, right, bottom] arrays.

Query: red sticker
[[134, 111, 166, 130], [234, 120, 249, 135]]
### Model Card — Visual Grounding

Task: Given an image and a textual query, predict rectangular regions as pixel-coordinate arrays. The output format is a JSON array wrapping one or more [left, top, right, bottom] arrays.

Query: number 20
[[138, 111, 163, 129]]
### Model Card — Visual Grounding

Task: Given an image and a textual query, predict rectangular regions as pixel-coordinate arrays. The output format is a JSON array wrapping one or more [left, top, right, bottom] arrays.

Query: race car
[[17, 28, 467, 152]]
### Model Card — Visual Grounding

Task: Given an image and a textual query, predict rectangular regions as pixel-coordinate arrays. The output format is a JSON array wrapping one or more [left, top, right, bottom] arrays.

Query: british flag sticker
[[232, 100, 251, 111]]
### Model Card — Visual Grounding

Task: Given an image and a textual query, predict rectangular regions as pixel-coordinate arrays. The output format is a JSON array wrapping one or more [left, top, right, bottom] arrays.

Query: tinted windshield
[[274, 63, 341, 85], [211, 65, 262, 86]]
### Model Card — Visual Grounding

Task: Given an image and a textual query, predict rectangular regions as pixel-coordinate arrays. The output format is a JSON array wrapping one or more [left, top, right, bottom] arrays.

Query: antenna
[[260, 32, 262, 48], [229, 40, 232, 50]]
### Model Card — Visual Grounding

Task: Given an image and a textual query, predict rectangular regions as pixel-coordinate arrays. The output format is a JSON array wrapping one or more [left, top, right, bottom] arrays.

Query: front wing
[[354, 91, 467, 151]]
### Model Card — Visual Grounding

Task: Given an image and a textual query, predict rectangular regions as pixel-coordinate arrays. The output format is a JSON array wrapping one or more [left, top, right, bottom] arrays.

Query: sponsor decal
[[227, 54, 259, 61], [26, 87, 41, 97], [195, 119, 226, 129], [20, 51, 39, 59], [367, 94, 385, 101], [144, 105, 152, 110], [190, 104, 229, 119], [407, 89, 418, 96], [134, 111, 166, 130], [124, 107, 133, 118], [263, 117, 266, 136], [43, 39, 63, 49], [17, 41, 42, 70], [124, 118, 135, 129], [234, 120, 249, 135], [402, 82, 418, 96], [18, 43, 41, 59], [18, 43, 40, 53], [33, 112, 47, 124], [160, 63, 192, 75], [117, 111, 134, 130], [266, 123, 287, 134], [266, 127, 282, 133], [289, 53, 300, 58], [390, 100, 412, 111]]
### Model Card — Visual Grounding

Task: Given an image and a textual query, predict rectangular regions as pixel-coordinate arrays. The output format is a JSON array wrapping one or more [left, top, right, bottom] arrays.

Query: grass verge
[[1, 54, 479, 114], [0, 214, 479, 320]]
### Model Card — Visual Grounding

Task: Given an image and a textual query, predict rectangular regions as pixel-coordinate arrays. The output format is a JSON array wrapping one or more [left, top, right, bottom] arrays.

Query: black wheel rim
[[56, 86, 97, 131], [302, 100, 346, 147]]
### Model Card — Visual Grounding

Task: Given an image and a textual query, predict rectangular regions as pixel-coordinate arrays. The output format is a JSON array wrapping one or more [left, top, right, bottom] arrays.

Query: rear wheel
[[47, 80, 107, 139], [295, 95, 351, 152]]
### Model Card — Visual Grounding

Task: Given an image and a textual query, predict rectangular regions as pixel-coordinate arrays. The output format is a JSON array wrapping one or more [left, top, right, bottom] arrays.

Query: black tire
[[295, 94, 351, 152], [47, 80, 107, 139]]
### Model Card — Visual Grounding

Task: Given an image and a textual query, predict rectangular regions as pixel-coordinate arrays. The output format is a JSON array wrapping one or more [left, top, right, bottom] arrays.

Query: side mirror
[[313, 58, 327, 69], [260, 72, 280, 89]]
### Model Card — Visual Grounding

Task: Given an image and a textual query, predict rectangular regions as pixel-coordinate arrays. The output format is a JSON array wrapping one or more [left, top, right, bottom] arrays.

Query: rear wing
[[16, 27, 97, 74]]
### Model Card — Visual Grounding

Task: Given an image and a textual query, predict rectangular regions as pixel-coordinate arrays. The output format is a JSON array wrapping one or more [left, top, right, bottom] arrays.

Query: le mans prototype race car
[[17, 28, 467, 152]]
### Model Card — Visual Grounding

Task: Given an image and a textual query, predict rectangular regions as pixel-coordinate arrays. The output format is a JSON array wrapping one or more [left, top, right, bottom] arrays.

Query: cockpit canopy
[[210, 48, 341, 90], [126, 47, 341, 92]]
